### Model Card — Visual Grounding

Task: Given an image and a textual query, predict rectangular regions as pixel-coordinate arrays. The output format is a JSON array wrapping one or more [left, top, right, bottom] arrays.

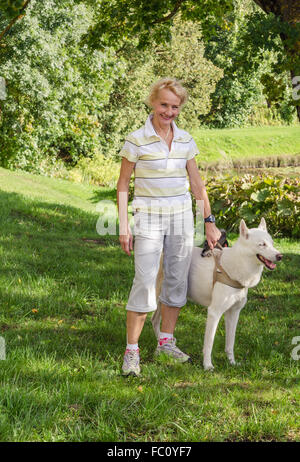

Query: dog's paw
[[203, 363, 214, 372], [226, 355, 235, 364], [228, 359, 242, 367]]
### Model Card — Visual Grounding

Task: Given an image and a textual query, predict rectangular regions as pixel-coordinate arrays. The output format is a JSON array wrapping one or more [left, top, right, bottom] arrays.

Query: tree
[[0, 0, 31, 43], [2, 1, 299, 119], [252, 0, 300, 119], [0, 0, 123, 169], [96, 18, 222, 157], [200, 0, 297, 127], [80, 0, 300, 120], [0, 1, 28, 18]]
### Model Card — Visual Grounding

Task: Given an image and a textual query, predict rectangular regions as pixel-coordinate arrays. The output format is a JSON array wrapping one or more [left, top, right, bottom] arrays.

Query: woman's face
[[151, 88, 181, 128]]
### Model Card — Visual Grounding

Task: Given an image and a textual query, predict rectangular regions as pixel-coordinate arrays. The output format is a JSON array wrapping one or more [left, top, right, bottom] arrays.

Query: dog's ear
[[240, 219, 249, 239], [258, 217, 267, 231]]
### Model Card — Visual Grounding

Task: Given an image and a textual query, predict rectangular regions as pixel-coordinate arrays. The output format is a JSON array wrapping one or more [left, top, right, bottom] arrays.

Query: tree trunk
[[0, 0, 31, 44], [252, 0, 300, 22]]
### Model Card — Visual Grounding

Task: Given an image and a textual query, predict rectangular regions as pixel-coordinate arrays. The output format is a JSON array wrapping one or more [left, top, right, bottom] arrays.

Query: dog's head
[[239, 218, 283, 270]]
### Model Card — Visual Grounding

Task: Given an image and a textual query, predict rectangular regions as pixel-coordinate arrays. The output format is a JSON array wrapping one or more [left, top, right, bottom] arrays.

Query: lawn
[[191, 125, 300, 163], [0, 167, 299, 442]]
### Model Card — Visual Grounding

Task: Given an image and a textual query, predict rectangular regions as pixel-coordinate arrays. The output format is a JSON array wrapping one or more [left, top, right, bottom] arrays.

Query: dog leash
[[201, 229, 228, 257]]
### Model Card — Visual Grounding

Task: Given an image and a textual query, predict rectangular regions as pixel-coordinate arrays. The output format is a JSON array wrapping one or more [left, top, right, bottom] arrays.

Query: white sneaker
[[155, 338, 191, 363], [122, 349, 141, 376]]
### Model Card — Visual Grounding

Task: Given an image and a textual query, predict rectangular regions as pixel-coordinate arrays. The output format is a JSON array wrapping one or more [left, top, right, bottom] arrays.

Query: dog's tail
[[151, 253, 163, 339]]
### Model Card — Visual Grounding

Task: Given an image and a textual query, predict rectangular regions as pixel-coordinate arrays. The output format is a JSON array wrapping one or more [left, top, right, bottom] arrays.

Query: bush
[[0, 0, 121, 170], [68, 153, 120, 188], [198, 174, 299, 238]]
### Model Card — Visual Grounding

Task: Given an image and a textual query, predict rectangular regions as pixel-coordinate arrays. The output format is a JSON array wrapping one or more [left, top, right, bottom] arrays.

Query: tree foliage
[[80, 0, 234, 50], [0, 0, 297, 174], [199, 0, 296, 127], [94, 18, 223, 157], [0, 0, 28, 19], [0, 4, 224, 168], [0, 0, 123, 170], [80, 0, 300, 119]]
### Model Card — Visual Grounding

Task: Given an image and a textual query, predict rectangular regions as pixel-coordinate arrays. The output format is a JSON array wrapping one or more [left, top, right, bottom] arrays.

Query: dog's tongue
[[266, 259, 276, 270]]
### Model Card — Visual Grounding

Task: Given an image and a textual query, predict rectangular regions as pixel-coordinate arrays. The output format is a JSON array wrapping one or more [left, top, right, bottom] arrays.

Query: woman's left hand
[[205, 223, 222, 250]]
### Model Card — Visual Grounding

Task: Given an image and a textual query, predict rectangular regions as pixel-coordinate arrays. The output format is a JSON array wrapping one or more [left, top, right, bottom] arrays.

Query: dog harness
[[213, 251, 245, 289]]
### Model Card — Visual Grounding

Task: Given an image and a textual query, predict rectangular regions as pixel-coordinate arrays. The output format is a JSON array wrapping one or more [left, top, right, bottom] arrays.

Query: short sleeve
[[186, 138, 200, 161], [119, 139, 139, 163]]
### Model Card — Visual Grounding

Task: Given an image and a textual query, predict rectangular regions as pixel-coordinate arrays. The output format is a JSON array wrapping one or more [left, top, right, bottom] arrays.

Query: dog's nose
[[276, 253, 283, 261]]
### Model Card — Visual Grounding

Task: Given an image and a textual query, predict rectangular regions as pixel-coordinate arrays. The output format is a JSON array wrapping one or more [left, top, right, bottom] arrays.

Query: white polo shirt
[[120, 114, 199, 214]]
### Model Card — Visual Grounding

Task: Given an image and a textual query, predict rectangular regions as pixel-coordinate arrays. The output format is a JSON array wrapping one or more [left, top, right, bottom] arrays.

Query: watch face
[[205, 215, 215, 223]]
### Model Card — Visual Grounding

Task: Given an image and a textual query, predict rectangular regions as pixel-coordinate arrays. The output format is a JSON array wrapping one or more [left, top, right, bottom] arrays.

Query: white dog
[[152, 218, 283, 370]]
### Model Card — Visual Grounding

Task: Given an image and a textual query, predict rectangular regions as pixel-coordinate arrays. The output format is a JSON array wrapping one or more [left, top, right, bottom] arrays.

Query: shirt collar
[[144, 113, 182, 141]]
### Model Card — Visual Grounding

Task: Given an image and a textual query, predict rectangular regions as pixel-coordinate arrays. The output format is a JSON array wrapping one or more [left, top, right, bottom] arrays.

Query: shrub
[[198, 174, 299, 238], [68, 153, 120, 188], [0, 0, 121, 170]]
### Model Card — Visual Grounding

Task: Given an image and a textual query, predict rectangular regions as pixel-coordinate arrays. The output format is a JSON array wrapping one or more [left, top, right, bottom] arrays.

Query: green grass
[[191, 125, 300, 163], [0, 167, 299, 442]]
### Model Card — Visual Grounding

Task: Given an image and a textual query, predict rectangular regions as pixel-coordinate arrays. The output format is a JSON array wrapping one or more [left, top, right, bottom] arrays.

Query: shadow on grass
[[89, 187, 117, 204], [0, 188, 128, 333]]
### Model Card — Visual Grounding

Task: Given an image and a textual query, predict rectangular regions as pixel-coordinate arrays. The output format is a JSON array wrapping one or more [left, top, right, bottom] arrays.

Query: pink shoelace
[[125, 348, 140, 354], [159, 337, 173, 346]]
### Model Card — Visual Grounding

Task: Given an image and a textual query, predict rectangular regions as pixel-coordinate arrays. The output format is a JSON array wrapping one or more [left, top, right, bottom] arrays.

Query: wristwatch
[[204, 214, 215, 223]]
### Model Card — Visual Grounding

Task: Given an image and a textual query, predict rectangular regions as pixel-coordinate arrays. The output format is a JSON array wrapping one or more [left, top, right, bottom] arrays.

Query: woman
[[117, 78, 221, 376]]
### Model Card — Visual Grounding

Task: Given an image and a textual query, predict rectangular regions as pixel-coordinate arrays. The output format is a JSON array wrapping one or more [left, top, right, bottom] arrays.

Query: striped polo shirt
[[120, 114, 199, 214]]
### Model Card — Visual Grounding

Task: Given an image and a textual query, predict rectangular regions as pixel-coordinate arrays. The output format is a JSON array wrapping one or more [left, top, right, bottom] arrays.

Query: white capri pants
[[126, 209, 194, 313]]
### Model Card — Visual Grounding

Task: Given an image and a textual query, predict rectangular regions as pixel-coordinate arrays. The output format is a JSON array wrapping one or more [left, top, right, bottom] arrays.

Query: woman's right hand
[[119, 226, 133, 256]]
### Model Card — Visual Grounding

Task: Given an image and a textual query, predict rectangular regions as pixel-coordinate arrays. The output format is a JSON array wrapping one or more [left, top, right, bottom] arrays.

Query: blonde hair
[[146, 78, 188, 108]]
